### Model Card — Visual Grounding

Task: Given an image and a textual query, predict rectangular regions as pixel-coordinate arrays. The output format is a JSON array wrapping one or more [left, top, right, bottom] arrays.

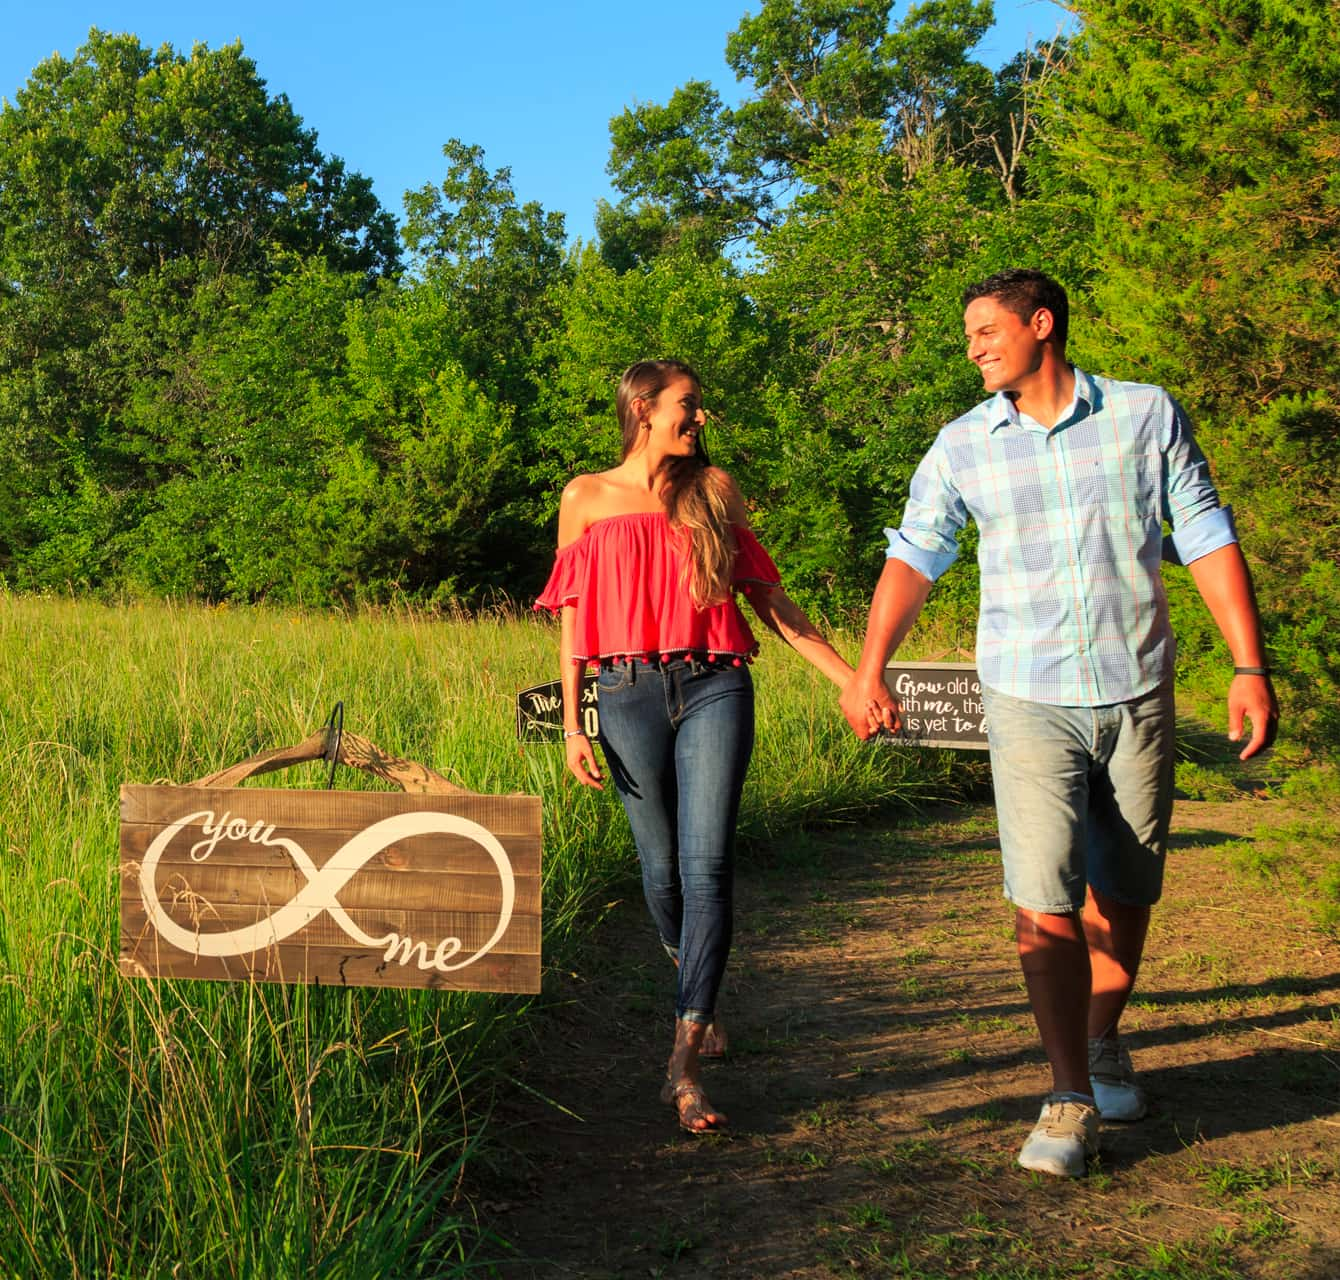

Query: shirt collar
[[987, 366, 1096, 434]]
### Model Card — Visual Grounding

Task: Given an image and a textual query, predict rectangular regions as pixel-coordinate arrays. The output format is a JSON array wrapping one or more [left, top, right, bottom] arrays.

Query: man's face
[[963, 295, 1049, 394]]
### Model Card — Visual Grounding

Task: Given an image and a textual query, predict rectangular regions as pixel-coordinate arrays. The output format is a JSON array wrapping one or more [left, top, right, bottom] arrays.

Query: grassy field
[[0, 594, 971, 1278]]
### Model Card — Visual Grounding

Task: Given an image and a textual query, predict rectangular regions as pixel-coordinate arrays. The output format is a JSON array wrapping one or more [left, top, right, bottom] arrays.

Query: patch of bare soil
[[475, 795, 1340, 1279]]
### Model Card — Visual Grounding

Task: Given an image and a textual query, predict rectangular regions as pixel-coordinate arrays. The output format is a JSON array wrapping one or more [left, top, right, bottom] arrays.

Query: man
[[840, 269, 1278, 1177]]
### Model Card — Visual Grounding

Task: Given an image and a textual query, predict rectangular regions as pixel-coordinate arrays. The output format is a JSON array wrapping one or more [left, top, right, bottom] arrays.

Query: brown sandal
[[660, 1079, 728, 1134]]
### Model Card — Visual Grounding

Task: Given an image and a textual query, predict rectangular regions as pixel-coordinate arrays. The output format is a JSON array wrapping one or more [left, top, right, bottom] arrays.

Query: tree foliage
[[0, 30, 400, 589], [0, 8, 1334, 754], [1047, 0, 1340, 412], [1046, 0, 1340, 751], [604, 0, 1006, 256], [0, 29, 398, 289], [402, 140, 570, 411]]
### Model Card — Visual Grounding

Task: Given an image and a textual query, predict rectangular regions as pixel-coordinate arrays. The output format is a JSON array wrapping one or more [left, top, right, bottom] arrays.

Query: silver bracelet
[[563, 729, 586, 739]]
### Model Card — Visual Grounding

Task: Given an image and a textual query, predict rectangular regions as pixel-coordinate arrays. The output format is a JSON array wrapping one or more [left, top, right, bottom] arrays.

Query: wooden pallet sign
[[119, 730, 541, 993]]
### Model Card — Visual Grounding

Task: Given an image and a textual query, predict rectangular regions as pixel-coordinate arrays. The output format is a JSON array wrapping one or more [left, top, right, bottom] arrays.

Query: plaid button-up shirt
[[886, 368, 1237, 707]]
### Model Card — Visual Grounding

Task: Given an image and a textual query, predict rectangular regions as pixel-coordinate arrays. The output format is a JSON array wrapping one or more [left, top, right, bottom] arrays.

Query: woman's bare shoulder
[[557, 470, 630, 546], [561, 470, 634, 511]]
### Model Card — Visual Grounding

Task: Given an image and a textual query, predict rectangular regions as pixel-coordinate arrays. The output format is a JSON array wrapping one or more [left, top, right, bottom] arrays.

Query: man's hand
[[840, 673, 902, 740], [1228, 673, 1279, 760]]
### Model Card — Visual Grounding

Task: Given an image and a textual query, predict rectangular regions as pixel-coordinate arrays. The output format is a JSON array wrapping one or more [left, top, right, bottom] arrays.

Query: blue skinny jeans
[[596, 657, 754, 1023]]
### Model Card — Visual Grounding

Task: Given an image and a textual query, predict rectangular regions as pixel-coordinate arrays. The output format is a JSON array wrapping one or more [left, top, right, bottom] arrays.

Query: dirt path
[[478, 795, 1340, 1279]]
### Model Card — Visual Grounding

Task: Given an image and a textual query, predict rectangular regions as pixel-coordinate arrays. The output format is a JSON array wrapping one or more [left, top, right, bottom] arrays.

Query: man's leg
[[1082, 681, 1173, 1120], [1013, 891, 1151, 1096], [981, 685, 1101, 1175], [1083, 887, 1151, 1041], [1016, 907, 1091, 1096], [1013, 905, 1101, 1176], [1081, 888, 1153, 1120]]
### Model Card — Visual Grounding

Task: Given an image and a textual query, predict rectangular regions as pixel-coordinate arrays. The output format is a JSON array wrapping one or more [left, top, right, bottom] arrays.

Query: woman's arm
[[716, 470, 854, 687], [560, 604, 603, 788], [745, 585, 854, 687], [555, 475, 604, 787]]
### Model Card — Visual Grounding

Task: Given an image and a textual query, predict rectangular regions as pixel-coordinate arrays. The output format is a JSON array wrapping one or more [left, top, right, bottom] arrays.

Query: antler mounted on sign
[[119, 711, 542, 994]]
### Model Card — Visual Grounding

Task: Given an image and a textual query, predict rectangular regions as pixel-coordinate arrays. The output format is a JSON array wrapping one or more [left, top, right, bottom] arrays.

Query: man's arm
[[839, 558, 934, 739], [1184, 542, 1279, 760]]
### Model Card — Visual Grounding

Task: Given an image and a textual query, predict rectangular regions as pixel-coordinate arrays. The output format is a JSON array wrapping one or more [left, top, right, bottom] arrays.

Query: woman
[[536, 360, 853, 1134]]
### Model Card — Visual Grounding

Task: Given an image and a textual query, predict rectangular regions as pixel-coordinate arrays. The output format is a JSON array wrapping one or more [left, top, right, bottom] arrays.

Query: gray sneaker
[[1088, 1037, 1148, 1121], [1017, 1093, 1100, 1177]]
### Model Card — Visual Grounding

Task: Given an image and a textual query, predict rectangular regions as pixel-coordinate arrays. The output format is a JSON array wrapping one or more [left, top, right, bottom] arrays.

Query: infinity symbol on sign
[[139, 810, 515, 972]]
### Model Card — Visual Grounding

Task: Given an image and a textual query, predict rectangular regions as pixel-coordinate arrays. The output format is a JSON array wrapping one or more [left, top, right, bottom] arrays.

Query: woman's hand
[[565, 732, 604, 789]]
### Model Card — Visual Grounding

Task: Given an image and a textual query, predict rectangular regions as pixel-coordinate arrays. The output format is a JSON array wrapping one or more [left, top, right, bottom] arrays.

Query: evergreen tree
[[1047, 0, 1340, 749]]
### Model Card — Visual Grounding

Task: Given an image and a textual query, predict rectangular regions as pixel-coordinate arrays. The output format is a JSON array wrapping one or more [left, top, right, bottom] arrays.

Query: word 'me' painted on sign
[[119, 786, 541, 992], [516, 675, 599, 742], [882, 661, 988, 751]]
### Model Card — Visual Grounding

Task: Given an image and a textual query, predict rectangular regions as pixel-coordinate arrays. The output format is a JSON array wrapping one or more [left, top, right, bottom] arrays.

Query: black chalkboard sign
[[515, 676, 599, 741], [881, 661, 988, 750]]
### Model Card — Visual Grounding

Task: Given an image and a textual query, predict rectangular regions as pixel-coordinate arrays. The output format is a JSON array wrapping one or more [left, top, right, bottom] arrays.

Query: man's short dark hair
[[963, 269, 1069, 348]]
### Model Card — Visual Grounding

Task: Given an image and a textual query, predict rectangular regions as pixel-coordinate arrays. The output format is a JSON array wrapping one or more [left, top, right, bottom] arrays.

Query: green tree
[[308, 283, 524, 604], [0, 29, 397, 289], [402, 140, 570, 414], [106, 261, 525, 605], [749, 127, 1057, 610], [533, 248, 772, 513], [1047, 0, 1339, 411], [0, 30, 398, 585], [603, 0, 999, 256], [1046, 0, 1340, 751]]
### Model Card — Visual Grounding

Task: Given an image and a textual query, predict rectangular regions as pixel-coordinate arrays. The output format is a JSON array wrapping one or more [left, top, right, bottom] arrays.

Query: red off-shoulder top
[[534, 511, 782, 666]]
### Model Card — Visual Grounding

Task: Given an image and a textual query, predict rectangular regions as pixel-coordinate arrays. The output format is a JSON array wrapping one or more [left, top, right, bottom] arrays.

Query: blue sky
[[2, 0, 1071, 246]]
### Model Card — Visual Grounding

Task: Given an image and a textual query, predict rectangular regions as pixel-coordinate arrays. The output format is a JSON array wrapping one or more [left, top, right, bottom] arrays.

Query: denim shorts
[[981, 679, 1175, 913], [595, 657, 754, 1023]]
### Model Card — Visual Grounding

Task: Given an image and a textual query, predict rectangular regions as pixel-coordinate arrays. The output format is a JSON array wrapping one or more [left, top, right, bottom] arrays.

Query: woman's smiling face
[[639, 373, 705, 456]]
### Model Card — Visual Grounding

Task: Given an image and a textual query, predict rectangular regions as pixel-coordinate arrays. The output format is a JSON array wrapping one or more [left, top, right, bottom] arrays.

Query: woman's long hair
[[616, 360, 735, 610]]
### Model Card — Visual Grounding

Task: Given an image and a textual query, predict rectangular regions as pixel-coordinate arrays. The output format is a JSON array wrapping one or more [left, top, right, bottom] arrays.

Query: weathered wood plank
[[120, 822, 542, 878], [120, 784, 541, 835], [118, 940, 540, 993], [125, 862, 541, 916], [120, 900, 541, 956]]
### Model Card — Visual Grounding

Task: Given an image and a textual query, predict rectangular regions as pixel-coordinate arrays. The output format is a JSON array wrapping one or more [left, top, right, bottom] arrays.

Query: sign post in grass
[[119, 726, 542, 993]]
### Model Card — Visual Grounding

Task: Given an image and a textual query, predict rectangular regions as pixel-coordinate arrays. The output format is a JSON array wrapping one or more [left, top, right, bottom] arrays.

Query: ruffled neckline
[[561, 509, 669, 549]]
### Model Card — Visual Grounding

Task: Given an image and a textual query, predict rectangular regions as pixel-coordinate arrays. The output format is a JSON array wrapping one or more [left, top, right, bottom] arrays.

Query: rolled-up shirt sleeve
[[1161, 394, 1239, 565], [884, 434, 966, 583]]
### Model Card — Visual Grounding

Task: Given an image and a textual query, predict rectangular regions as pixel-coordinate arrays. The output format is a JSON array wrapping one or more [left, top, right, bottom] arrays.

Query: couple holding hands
[[535, 269, 1278, 1178]]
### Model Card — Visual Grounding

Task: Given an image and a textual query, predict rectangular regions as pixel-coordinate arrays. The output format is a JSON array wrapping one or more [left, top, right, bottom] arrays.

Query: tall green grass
[[0, 595, 968, 1276]]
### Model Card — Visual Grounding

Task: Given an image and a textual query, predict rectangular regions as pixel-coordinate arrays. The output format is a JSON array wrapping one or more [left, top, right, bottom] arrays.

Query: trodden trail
[[478, 794, 1340, 1279]]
